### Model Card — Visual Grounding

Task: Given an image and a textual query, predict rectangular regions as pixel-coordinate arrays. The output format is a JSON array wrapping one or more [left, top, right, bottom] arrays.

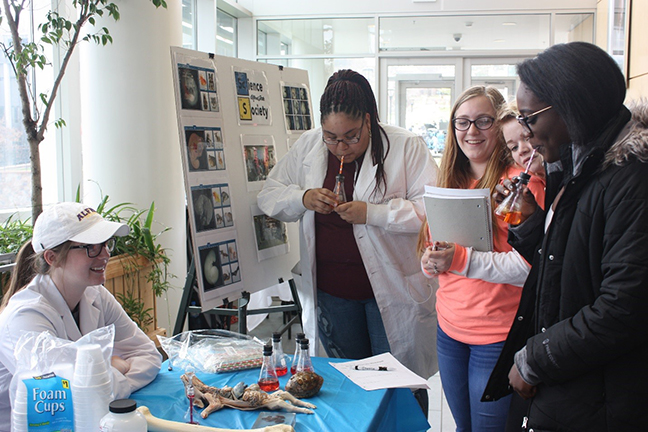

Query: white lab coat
[[0, 274, 162, 426], [257, 124, 439, 378]]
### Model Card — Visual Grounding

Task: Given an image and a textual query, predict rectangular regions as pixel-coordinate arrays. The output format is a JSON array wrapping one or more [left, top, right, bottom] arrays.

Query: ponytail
[[1, 241, 37, 310], [1, 240, 69, 311]]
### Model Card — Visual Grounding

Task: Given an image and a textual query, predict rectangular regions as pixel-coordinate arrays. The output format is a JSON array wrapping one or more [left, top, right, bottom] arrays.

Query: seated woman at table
[[0, 202, 162, 425]]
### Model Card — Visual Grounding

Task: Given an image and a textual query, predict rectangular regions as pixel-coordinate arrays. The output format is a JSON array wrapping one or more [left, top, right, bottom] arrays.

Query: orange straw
[[339, 156, 345, 175]]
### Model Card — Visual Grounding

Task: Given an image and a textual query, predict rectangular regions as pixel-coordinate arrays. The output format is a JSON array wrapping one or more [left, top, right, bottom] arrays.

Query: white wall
[[79, 0, 185, 333]]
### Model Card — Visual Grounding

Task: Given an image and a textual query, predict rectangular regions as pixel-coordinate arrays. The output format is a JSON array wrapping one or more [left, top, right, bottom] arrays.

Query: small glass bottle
[[296, 338, 314, 373], [290, 332, 305, 375], [258, 344, 279, 392], [332, 174, 347, 203], [494, 172, 531, 225], [99, 399, 147, 432], [271, 332, 288, 376]]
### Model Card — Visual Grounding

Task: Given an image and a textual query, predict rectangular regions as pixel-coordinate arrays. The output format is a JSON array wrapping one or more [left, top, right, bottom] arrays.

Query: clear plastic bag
[[8, 325, 116, 431], [157, 329, 265, 373]]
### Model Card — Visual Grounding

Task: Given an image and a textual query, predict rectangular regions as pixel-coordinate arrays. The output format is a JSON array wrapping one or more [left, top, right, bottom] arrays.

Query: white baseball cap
[[32, 202, 130, 253]]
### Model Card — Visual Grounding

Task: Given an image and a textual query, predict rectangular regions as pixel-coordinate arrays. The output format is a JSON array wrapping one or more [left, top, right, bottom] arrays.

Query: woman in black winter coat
[[482, 41, 648, 432]]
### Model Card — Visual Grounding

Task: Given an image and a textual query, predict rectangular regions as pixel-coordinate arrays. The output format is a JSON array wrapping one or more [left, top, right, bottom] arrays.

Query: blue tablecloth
[[131, 357, 430, 431]]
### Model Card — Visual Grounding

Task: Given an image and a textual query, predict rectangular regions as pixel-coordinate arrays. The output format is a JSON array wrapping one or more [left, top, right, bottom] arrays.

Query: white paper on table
[[329, 352, 430, 391]]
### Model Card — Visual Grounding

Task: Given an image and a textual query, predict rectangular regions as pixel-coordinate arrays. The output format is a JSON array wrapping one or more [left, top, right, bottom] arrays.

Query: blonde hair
[[498, 101, 520, 123], [417, 86, 511, 254]]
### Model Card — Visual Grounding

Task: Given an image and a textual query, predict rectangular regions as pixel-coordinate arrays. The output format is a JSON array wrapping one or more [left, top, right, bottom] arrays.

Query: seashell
[[285, 371, 323, 398], [232, 382, 247, 399]]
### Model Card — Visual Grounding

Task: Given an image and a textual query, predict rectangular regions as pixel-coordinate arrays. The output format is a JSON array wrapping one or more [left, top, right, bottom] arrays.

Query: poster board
[[171, 47, 311, 311]]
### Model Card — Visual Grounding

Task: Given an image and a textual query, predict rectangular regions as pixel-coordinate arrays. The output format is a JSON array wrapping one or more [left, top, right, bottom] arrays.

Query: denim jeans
[[316, 289, 390, 359], [437, 325, 511, 432]]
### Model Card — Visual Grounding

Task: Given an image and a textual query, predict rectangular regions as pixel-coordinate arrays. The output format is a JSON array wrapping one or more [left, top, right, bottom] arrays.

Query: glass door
[[380, 60, 460, 155], [380, 57, 530, 155], [398, 81, 453, 154]]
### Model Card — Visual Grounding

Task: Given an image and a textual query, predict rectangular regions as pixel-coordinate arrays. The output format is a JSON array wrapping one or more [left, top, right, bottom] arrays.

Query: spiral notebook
[[423, 185, 493, 252]]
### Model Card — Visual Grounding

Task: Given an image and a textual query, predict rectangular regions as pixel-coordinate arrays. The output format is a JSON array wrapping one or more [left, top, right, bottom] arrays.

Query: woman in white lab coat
[[0, 202, 162, 425], [257, 70, 439, 392]]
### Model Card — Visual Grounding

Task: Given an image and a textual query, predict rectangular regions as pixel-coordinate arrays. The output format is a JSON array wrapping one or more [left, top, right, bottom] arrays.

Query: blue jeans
[[316, 289, 390, 359], [437, 325, 511, 432]]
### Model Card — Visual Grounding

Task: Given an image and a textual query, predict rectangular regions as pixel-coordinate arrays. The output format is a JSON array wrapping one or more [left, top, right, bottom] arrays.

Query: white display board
[[171, 47, 312, 311]]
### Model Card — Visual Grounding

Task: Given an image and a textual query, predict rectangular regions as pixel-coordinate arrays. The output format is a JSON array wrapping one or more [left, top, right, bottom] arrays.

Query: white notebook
[[423, 185, 493, 252]]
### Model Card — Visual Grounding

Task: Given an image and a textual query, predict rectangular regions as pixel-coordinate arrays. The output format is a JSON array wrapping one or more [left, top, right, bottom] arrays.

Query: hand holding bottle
[[493, 178, 538, 225], [494, 149, 539, 225], [303, 188, 339, 214]]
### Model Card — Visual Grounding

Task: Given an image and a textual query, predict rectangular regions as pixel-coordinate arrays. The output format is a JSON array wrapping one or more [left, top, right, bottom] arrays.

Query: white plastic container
[[99, 399, 147, 432]]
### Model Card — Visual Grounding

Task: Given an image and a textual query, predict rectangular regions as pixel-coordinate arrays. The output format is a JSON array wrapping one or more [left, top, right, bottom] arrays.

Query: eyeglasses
[[322, 123, 364, 146], [452, 116, 495, 131], [69, 238, 116, 258], [516, 106, 553, 135]]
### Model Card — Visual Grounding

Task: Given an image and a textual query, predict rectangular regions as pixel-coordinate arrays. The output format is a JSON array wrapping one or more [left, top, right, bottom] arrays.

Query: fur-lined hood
[[604, 100, 648, 167]]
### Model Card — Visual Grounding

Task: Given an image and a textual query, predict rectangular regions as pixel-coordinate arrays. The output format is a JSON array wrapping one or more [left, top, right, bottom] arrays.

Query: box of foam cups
[[12, 343, 112, 431]]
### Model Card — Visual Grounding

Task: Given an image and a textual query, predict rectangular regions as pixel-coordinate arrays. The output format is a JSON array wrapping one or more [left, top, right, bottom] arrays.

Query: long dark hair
[[517, 42, 626, 146], [319, 69, 390, 198]]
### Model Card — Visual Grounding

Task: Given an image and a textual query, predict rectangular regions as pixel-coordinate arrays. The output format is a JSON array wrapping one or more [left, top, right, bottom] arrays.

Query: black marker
[[354, 365, 391, 371]]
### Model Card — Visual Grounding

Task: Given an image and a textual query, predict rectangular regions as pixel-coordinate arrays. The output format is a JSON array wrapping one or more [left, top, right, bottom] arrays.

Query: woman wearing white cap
[[0, 202, 162, 425]]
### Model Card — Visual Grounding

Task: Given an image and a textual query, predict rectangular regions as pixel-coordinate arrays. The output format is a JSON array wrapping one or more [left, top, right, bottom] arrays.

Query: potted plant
[[91, 190, 173, 339]]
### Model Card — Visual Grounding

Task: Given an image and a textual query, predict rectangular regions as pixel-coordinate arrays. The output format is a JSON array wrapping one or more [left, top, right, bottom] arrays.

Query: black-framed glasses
[[322, 123, 364, 146], [69, 238, 116, 258], [452, 116, 495, 131], [516, 105, 553, 135]]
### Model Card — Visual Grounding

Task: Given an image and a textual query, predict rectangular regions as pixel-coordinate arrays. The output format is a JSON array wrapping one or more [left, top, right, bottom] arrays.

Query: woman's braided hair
[[320, 69, 390, 198]]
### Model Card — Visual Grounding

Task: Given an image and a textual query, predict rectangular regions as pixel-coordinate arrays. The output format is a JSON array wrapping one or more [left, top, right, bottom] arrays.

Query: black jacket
[[482, 104, 648, 432]]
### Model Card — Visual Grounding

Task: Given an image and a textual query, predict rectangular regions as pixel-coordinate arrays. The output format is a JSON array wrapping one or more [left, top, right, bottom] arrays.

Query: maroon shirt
[[315, 152, 373, 300]]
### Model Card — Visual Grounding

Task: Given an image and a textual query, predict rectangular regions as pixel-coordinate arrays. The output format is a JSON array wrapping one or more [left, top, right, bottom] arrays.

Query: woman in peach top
[[419, 87, 544, 431]]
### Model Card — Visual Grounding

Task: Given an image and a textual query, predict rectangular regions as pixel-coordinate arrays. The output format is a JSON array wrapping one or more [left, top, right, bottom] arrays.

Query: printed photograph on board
[[199, 245, 223, 291], [250, 205, 290, 262], [178, 65, 220, 114], [191, 188, 217, 232], [186, 129, 208, 171]]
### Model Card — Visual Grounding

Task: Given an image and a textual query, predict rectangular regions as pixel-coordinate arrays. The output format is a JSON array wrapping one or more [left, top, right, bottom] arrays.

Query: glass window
[[1, 0, 57, 214], [470, 63, 519, 101], [386, 65, 455, 154], [258, 30, 267, 56], [380, 14, 551, 51], [554, 14, 594, 44], [182, 0, 195, 49], [217, 9, 237, 57], [257, 18, 375, 56]]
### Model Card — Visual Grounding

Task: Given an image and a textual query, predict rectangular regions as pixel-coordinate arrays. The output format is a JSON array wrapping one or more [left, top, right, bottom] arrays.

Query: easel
[[173, 257, 303, 337]]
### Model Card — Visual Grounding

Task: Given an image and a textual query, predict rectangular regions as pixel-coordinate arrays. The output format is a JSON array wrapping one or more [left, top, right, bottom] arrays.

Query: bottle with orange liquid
[[258, 344, 279, 392], [494, 171, 531, 225], [271, 332, 288, 377], [296, 338, 314, 373]]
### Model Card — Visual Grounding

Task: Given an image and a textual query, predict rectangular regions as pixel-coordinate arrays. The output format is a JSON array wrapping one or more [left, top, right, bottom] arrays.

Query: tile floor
[[246, 300, 457, 432]]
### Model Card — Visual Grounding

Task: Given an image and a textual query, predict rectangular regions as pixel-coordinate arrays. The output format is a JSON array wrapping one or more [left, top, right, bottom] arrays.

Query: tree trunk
[[29, 137, 43, 223]]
